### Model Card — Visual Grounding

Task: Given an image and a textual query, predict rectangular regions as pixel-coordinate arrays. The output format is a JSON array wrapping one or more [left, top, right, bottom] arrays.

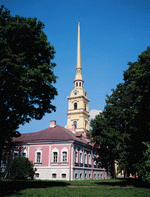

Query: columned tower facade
[[66, 22, 90, 134]]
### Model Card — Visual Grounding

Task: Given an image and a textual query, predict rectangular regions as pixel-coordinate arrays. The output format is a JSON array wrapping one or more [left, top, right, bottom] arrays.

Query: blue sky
[[2, 0, 150, 133]]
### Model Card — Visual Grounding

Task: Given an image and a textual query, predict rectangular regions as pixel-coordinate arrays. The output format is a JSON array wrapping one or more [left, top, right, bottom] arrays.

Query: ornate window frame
[[61, 148, 68, 164], [35, 148, 42, 164], [89, 153, 91, 165], [52, 148, 59, 164], [13, 150, 19, 159], [80, 150, 83, 164], [84, 152, 87, 164], [21, 149, 27, 157], [75, 148, 78, 163]]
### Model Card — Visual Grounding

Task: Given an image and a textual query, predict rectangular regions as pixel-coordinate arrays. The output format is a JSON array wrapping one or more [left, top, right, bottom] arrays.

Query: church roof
[[14, 125, 92, 146]]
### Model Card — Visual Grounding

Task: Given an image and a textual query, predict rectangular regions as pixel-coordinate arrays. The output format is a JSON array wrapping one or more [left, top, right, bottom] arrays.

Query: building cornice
[[15, 140, 74, 146], [67, 110, 90, 117], [67, 95, 90, 102]]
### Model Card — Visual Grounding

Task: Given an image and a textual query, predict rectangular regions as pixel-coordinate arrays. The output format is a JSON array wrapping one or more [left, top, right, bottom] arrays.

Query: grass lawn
[[1, 178, 150, 197]]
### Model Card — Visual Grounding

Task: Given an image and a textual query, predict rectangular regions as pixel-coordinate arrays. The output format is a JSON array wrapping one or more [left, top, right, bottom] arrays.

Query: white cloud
[[89, 109, 102, 120]]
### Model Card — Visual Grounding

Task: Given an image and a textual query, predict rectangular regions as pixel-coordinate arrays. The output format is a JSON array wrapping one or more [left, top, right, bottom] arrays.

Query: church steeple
[[77, 21, 81, 70], [66, 22, 90, 134], [74, 21, 84, 87]]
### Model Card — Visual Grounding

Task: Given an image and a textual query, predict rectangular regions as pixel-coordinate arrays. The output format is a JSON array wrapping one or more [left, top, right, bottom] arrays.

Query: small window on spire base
[[74, 103, 77, 109]]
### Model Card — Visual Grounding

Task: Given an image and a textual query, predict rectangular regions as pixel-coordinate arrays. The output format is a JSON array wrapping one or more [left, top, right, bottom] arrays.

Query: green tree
[[5, 156, 35, 180], [91, 47, 150, 178], [0, 5, 58, 163], [123, 47, 150, 178], [142, 142, 150, 182]]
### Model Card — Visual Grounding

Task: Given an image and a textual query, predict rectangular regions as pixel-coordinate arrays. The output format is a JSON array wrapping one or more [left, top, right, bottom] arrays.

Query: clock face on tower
[[74, 91, 78, 96]]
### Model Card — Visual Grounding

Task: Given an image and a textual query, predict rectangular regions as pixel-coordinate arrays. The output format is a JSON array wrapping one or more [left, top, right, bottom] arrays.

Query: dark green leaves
[[91, 46, 150, 178], [0, 5, 58, 162], [6, 156, 35, 180]]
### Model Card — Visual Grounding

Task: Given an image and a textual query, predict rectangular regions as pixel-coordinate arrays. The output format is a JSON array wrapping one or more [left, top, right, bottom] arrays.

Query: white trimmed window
[[35, 149, 42, 164], [36, 152, 41, 163], [53, 152, 58, 163], [93, 152, 96, 165], [61, 148, 68, 163], [75, 173, 78, 178], [61, 174, 66, 178], [62, 151, 67, 162], [84, 152, 87, 164], [75, 151, 78, 163], [35, 173, 39, 178], [89, 153, 91, 164], [22, 153, 26, 157], [52, 173, 57, 178], [13, 151, 19, 158], [21, 149, 27, 157], [80, 152, 82, 163], [52, 148, 59, 164]]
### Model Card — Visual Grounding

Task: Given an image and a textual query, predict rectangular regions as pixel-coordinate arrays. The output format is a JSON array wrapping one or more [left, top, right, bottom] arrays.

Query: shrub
[[5, 156, 35, 180]]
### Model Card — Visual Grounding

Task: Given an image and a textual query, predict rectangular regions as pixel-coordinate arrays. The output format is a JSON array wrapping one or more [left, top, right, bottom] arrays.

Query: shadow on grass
[[1, 180, 70, 196], [1, 178, 150, 196], [95, 178, 150, 189]]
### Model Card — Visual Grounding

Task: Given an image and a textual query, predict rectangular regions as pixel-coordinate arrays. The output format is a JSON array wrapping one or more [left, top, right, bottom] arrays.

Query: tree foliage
[[142, 142, 150, 182], [90, 47, 150, 178], [0, 5, 58, 162], [5, 156, 35, 180]]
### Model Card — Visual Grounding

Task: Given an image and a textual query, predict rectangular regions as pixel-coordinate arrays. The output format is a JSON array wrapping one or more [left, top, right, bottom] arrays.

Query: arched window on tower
[[85, 104, 86, 111], [73, 121, 77, 129], [76, 82, 78, 87], [74, 102, 77, 110], [79, 82, 81, 87]]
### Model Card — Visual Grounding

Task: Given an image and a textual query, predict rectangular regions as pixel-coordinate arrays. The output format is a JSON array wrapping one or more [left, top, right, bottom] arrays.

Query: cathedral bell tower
[[66, 22, 90, 134]]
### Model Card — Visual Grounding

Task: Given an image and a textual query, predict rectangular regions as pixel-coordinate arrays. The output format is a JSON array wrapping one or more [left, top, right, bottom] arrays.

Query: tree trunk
[[124, 171, 128, 178]]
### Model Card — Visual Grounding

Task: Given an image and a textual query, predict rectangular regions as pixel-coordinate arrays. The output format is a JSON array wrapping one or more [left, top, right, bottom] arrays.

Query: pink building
[[6, 120, 109, 180]]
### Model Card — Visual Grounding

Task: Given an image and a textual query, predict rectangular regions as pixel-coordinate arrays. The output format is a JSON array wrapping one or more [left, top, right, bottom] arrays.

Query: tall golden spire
[[74, 21, 83, 82], [77, 21, 81, 70], [66, 21, 90, 134]]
